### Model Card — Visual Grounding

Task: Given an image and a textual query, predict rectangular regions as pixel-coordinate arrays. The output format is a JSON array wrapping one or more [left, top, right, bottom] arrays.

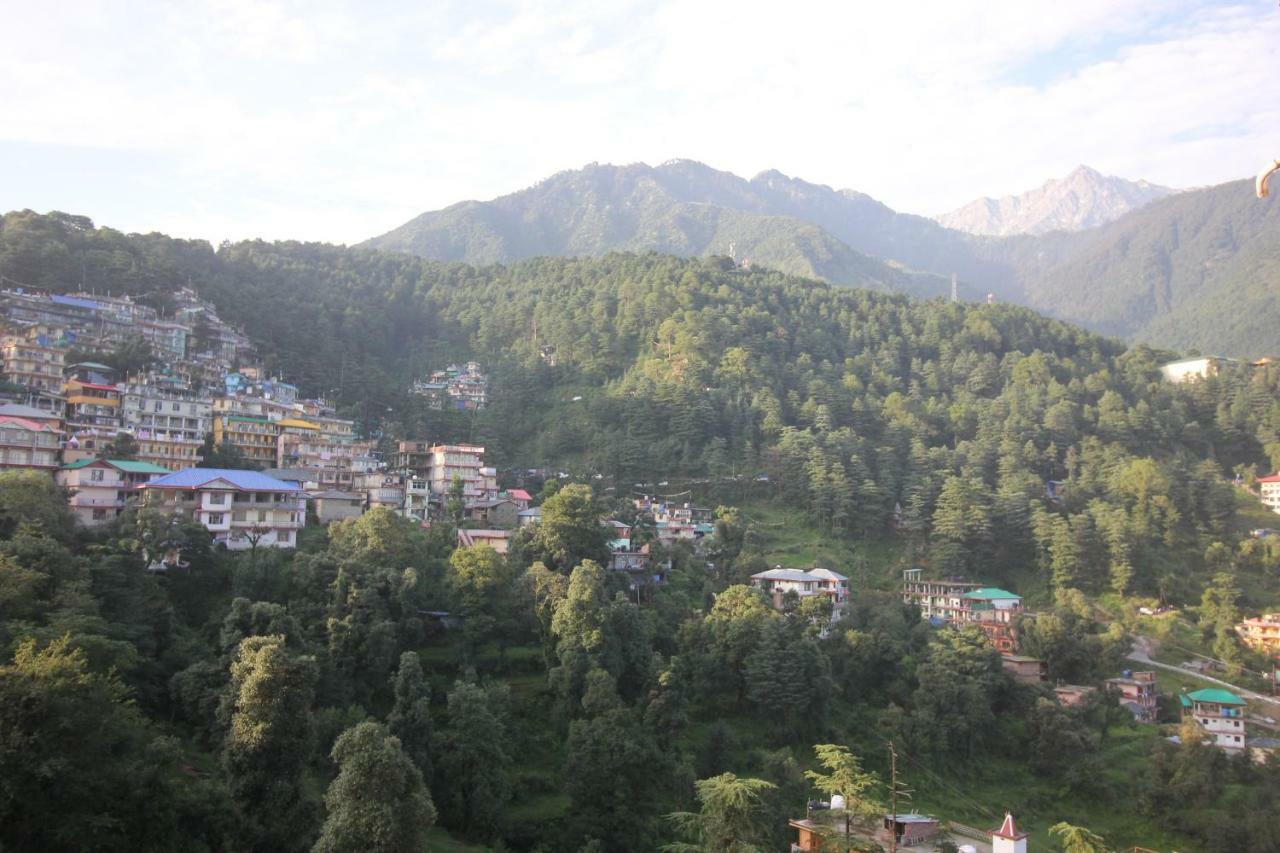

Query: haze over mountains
[[365, 160, 1279, 357], [937, 165, 1176, 236]]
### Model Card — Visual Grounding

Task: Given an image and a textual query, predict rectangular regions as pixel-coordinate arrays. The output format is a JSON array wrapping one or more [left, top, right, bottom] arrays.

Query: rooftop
[[141, 468, 305, 492], [1185, 688, 1246, 706], [61, 458, 171, 474], [963, 587, 1021, 601]]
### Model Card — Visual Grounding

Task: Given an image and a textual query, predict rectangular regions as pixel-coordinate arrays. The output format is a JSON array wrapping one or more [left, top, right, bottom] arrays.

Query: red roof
[[992, 812, 1028, 841], [1258, 474, 1280, 483], [68, 381, 119, 392], [0, 416, 58, 432], [506, 488, 532, 501]]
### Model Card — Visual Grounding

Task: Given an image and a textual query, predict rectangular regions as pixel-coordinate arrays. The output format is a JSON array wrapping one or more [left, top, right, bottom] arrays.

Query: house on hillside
[[57, 458, 170, 526], [1258, 474, 1280, 515], [0, 414, 61, 472], [312, 490, 365, 524], [139, 468, 306, 550], [1106, 670, 1158, 722], [456, 528, 511, 554], [1181, 688, 1248, 751], [1237, 613, 1280, 654], [750, 567, 848, 616]]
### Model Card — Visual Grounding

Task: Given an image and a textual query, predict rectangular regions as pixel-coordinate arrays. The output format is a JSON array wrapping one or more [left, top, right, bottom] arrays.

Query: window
[[207, 492, 227, 505], [1235, 736, 1242, 743], [92, 509, 107, 521], [207, 513, 224, 525], [89, 468, 105, 482]]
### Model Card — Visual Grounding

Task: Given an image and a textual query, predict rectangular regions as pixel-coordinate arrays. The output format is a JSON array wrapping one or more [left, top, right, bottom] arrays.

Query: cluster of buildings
[[409, 361, 488, 410], [901, 569, 1023, 654], [790, 805, 1031, 852], [1158, 354, 1274, 384]]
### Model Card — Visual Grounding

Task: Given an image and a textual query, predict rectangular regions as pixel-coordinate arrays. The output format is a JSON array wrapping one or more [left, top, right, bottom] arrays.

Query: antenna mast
[[887, 741, 913, 853]]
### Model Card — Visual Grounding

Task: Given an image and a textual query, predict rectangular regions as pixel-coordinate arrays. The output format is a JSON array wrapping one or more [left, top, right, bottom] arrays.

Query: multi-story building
[[1237, 613, 1280, 654], [1105, 670, 1158, 722], [0, 414, 61, 472], [213, 414, 282, 466], [139, 468, 307, 550], [391, 440, 433, 475], [750, 567, 849, 613], [137, 320, 190, 361], [57, 458, 171, 526], [425, 443, 491, 500], [62, 362, 122, 463], [355, 471, 407, 512], [1258, 474, 1280, 514], [1181, 688, 1248, 751], [902, 571, 1023, 653], [120, 379, 212, 470], [901, 569, 981, 622], [1, 328, 67, 392]]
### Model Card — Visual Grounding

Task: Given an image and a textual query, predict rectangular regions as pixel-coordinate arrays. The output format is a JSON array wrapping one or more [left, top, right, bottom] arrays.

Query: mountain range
[[364, 160, 1279, 356], [937, 165, 1175, 236]]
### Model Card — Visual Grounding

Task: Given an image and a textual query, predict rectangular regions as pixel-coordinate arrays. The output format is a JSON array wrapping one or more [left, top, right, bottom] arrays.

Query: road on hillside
[[1128, 637, 1280, 718]]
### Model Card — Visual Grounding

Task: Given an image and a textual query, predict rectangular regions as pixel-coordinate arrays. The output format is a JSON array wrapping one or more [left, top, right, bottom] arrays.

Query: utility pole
[[887, 741, 912, 853], [889, 742, 898, 853], [950, 273, 958, 303]]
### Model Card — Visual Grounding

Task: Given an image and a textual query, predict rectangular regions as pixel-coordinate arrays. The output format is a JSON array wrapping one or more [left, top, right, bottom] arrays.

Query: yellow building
[[1237, 614, 1280, 654], [213, 414, 282, 465]]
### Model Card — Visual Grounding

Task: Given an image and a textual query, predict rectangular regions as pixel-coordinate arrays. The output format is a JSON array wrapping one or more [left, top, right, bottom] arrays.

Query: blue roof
[[50, 294, 103, 310], [142, 467, 304, 492]]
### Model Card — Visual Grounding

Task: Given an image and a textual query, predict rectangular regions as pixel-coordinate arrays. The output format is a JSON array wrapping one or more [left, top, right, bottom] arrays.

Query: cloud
[[0, 0, 1276, 243]]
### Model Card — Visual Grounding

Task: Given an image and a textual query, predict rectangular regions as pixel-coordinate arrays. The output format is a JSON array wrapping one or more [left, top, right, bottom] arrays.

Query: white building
[[56, 458, 171, 526], [1182, 688, 1248, 751], [139, 468, 307, 550], [1258, 474, 1280, 514], [120, 380, 212, 471], [750, 567, 849, 614], [991, 812, 1028, 853]]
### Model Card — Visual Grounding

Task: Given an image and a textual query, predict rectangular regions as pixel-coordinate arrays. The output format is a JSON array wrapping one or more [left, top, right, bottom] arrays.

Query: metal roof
[[1185, 688, 1246, 705], [963, 587, 1021, 600], [141, 468, 305, 492]]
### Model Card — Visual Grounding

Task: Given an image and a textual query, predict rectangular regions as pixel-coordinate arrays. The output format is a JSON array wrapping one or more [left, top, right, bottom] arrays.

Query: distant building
[[1257, 474, 1280, 515], [1, 328, 66, 392], [425, 443, 493, 500], [120, 379, 211, 470], [750, 567, 849, 615], [1181, 688, 1248, 751], [465, 498, 518, 529], [311, 490, 365, 524], [902, 571, 1023, 653], [139, 468, 306, 550], [390, 439, 433, 475], [0, 414, 61, 472], [1237, 613, 1280, 654], [518, 506, 543, 526], [1106, 671, 1158, 722], [456, 528, 511, 554], [1160, 356, 1234, 383], [1054, 684, 1097, 707], [57, 458, 170, 526], [1001, 655, 1045, 684], [901, 568, 980, 622]]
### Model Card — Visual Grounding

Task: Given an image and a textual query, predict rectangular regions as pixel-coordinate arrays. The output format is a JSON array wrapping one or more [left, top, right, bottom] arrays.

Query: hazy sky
[[3, 0, 1278, 245]]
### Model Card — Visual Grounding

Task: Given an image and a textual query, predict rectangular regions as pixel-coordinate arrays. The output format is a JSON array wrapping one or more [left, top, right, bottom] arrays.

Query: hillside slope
[[368, 161, 1277, 356]]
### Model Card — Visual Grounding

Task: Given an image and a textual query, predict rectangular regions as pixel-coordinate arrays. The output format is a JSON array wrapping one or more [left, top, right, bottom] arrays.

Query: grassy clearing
[[426, 827, 492, 852]]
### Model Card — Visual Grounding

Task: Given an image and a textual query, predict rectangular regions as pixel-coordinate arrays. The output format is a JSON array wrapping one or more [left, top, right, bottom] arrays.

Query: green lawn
[[426, 827, 491, 852]]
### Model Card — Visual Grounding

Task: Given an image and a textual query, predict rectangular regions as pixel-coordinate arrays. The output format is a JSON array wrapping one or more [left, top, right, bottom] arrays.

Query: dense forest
[[3, 210, 1280, 850]]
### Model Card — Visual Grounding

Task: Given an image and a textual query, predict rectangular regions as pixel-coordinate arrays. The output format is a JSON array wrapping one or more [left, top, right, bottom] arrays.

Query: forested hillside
[[4, 211, 1280, 851], [361, 160, 1280, 356]]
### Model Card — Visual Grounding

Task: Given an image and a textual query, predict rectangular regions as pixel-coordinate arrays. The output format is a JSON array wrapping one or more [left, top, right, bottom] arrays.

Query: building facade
[[57, 458, 170, 526], [1237, 613, 1280, 654], [1182, 688, 1248, 751], [120, 380, 212, 470], [140, 468, 306, 550], [0, 414, 60, 471]]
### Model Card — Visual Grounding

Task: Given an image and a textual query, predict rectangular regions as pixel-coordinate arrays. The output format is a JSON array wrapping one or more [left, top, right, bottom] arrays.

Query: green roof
[[72, 361, 113, 370], [1186, 688, 1245, 705], [60, 458, 171, 474], [963, 587, 1021, 600], [109, 460, 172, 474]]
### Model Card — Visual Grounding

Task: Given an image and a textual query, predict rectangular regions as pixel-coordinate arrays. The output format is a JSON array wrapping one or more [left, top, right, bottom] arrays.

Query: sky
[[2, 0, 1278, 245]]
